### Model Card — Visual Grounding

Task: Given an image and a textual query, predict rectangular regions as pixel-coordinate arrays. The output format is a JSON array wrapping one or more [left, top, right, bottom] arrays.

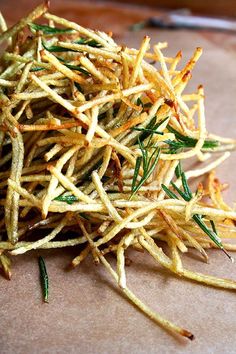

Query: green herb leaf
[[42, 41, 75, 52], [175, 162, 182, 179], [64, 63, 89, 75], [166, 125, 219, 150], [51, 55, 90, 75], [137, 116, 169, 143], [75, 38, 102, 48], [161, 184, 179, 199], [30, 23, 73, 35], [137, 97, 143, 107], [192, 215, 222, 248], [38, 256, 49, 303], [131, 138, 160, 197], [30, 67, 45, 72], [54, 194, 78, 204], [131, 116, 167, 197], [210, 220, 217, 235], [136, 97, 152, 109], [181, 172, 192, 200], [170, 181, 190, 201], [132, 156, 142, 192], [163, 139, 186, 154], [132, 127, 164, 135], [161, 172, 233, 260], [74, 82, 83, 93]]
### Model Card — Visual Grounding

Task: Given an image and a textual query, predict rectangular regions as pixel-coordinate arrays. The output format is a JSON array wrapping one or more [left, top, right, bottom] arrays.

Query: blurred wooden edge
[[0, 0, 162, 36], [108, 0, 236, 18]]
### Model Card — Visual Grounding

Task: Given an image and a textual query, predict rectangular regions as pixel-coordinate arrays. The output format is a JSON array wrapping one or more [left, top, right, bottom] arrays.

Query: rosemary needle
[[29, 23, 73, 35], [131, 138, 160, 197], [38, 256, 49, 303], [54, 194, 78, 204], [161, 167, 234, 262], [209, 220, 234, 263], [165, 125, 219, 153]]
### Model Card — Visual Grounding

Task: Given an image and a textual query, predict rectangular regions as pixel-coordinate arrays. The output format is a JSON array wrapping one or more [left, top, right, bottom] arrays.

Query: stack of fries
[[0, 2, 236, 340]]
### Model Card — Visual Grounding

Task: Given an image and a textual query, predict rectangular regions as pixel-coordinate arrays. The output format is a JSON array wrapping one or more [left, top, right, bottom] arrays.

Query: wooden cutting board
[[1, 1, 236, 353]]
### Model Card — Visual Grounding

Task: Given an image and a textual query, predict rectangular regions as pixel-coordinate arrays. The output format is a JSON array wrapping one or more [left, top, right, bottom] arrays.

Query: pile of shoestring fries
[[1, 1, 236, 340]]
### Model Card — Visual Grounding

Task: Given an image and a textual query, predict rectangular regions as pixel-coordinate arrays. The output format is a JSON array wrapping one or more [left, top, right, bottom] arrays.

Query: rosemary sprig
[[74, 82, 83, 93], [136, 116, 169, 143], [30, 67, 45, 72], [38, 256, 49, 303], [131, 137, 160, 197], [165, 125, 219, 153], [174, 162, 182, 179], [210, 220, 217, 235], [131, 116, 169, 196], [161, 184, 178, 199], [75, 38, 102, 47], [136, 97, 143, 106], [65, 63, 89, 75], [131, 156, 142, 193], [42, 42, 73, 52], [161, 165, 233, 261], [132, 127, 164, 135], [136, 97, 152, 109], [42, 44, 89, 75], [30, 23, 73, 35], [54, 194, 78, 205], [42, 38, 101, 53]]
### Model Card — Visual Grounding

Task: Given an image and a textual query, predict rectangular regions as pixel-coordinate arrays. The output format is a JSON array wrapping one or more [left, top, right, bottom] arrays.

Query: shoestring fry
[[0, 2, 236, 341]]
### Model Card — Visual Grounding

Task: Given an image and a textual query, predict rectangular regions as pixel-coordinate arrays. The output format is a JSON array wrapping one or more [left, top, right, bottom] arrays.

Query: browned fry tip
[[182, 329, 195, 341]]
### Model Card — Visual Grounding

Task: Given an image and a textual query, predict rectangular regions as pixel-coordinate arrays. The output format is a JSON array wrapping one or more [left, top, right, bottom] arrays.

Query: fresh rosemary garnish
[[42, 44, 89, 75], [161, 166, 233, 261], [137, 116, 169, 143], [131, 137, 160, 197], [165, 125, 219, 153], [98, 112, 107, 121], [74, 82, 83, 93], [174, 162, 182, 179], [38, 256, 49, 303], [30, 67, 45, 72], [161, 184, 178, 199], [136, 97, 153, 109], [136, 97, 143, 106], [42, 42, 73, 52], [53, 55, 89, 75], [75, 38, 102, 47], [210, 220, 217, 235], [64, 64, 89, 75], [131, 116, 170, 196], [30, 23, 73, 35], [42, 39, 101, 53], [54, 194, 78, 205], [132, 128, 163, 135]]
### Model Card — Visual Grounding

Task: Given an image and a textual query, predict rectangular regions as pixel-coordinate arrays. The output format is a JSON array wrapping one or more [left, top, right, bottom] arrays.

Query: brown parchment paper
[[1, 2, 236, 353]]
